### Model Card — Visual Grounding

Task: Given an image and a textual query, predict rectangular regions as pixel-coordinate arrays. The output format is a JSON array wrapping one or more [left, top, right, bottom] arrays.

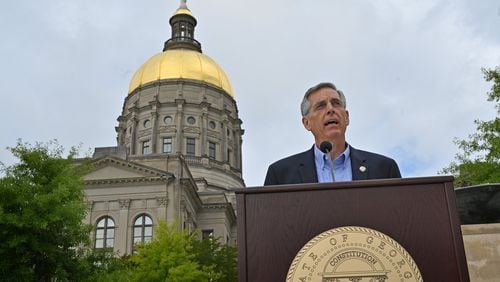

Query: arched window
[[133, 214, 153, 245], [95, 216, 115, 249]]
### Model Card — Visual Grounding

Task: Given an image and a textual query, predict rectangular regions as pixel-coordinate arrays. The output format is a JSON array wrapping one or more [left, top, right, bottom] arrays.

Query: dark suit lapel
[[298, 146, 318, 183], [350, 146, 368, 180]]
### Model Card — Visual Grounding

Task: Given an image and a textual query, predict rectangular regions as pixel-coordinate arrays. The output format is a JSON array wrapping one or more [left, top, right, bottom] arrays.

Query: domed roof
[[128, 49, 234, 97]]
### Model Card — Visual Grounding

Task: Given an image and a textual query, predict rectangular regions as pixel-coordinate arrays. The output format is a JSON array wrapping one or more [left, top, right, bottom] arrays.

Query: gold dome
[[128, 49, 234, 97]]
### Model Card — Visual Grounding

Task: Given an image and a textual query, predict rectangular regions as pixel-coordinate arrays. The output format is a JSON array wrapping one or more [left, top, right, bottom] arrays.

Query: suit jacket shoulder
[[264, 146, 317, 186], [350, 147, 401, 180]]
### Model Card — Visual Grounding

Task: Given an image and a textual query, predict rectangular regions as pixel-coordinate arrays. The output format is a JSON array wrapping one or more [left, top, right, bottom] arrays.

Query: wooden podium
[[236, 176, 469, 281]]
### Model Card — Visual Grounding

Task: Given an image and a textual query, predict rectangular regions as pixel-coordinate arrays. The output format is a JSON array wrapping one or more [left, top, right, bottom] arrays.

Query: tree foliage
[[81, 222, 238, 282], [442, 67, 500, 187], [78, 249, 134, 282], [191, 234, 237, 282], [130, 221, 213, 282], [0, 141, 91, 281]]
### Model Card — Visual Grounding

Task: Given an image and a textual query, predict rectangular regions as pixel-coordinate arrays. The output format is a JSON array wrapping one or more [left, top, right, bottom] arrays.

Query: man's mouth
[[324, 120, 339, 126]]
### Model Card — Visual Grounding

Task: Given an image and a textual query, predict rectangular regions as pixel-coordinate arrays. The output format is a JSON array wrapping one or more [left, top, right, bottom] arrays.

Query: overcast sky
[[1, 0, 499, 187]]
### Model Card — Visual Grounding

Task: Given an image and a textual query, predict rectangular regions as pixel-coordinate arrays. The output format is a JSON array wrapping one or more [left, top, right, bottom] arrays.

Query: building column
[[235, 135, 240, 170], [237, 119, 244, 170], [117, 199, 131, 256], [221, 118, 228, 163], [200, 101, 209, 157], [130, 113, 138, 155], [166, 182, 178, 223], [150, 111, 158, 154], [156, 195, 168, 220], [175, 99, 185, 154], [150, 96, 160, 154], [180, 199, 187, 231]]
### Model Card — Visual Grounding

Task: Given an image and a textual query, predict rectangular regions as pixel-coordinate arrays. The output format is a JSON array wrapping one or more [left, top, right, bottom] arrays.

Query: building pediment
[[84, 156, 173, 184]]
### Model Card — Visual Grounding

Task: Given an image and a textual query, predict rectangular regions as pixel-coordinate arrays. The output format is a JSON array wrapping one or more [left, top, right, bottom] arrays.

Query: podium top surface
[[237, 175, 454, 194]]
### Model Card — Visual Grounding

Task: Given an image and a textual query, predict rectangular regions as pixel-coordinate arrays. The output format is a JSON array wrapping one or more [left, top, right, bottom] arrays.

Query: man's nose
[[326, 102, 335, 113]]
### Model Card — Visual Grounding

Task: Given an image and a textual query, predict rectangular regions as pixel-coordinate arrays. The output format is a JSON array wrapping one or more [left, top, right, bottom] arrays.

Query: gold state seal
[[287, 226, 422, 282]]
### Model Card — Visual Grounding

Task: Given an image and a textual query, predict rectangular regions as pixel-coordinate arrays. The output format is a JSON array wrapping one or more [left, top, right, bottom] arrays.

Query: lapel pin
[[359, 166, 367, 173]]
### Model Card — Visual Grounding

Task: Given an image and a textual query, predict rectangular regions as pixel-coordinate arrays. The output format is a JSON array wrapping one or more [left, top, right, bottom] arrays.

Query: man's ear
[[346, 110, 350, 126], [302, 116, 311, 131]]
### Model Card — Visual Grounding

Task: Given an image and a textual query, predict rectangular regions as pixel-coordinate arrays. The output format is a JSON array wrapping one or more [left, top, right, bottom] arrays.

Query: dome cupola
[[128, 0, 234, 97], [163, 0, 201, 52]]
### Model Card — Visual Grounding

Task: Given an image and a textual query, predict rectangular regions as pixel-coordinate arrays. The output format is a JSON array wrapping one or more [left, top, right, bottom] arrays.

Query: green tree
[[0, 141, 91, 281], [443, 67, 500, 187], [93, 222, 238, 282], [79, 249, 133, 282], [191, 235, 237, 282], [130, 221, 214, 282]]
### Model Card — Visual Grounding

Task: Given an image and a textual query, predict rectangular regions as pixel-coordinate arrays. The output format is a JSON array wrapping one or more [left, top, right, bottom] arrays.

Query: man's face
[[302, 87, 349, 143]]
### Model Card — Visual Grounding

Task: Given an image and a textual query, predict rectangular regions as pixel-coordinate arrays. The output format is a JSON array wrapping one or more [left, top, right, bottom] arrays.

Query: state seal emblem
[[286, 226, 422, 282]]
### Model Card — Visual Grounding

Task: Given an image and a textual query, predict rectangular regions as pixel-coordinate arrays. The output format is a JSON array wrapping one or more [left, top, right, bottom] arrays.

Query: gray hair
[[300, 82, 347, 117]]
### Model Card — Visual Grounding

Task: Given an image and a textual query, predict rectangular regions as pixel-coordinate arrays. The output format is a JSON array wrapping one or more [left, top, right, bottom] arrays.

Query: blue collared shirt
[[314, 144, 353, 183]]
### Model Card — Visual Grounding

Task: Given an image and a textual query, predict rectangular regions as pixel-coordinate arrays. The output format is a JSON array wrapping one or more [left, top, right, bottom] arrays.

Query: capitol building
[[82, 1, 243, 255]]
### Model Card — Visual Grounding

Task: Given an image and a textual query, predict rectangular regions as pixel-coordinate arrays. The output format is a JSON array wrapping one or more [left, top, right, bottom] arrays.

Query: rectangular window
[[142, 140, 151, 155], [226, 148, 231, 164], [202, 229, 214, 240], [186, 138, 195, 156], [209, 141, 216, 160], [163, 137, 172, 153]]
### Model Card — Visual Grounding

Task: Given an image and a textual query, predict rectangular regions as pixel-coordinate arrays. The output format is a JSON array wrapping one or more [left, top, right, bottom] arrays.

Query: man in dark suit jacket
[[264, 82, 401, 186], [264, 145, 401, 185]]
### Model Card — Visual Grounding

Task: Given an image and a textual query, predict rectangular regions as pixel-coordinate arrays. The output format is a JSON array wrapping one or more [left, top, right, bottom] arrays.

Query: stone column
[[86, 200, 94, 225], [221, 117, 228, 163], [200, 101, 209, 157], [117, 199, 131, 255], [175, 99, 185, 154], [156, 195, 168, 220], [149, 96, 159, 154], [130, 113, 138, 155], [237, 119, 244, 170], [150, 111, 158, 154], [180, 199, 187, 231], [166, 182, 178, 223]]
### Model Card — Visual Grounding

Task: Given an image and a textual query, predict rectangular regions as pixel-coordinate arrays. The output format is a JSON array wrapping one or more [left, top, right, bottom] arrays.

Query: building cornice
[[92, 156, 171, 176], [85, 156, 174, 187], [202, 202, 236, 224], [85, 176, 169, 187]]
